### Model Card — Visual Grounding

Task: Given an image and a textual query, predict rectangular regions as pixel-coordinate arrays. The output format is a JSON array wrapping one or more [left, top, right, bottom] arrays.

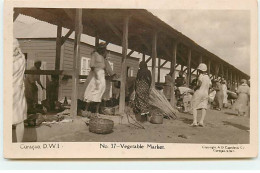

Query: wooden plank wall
[[19, 38, 140, 101]]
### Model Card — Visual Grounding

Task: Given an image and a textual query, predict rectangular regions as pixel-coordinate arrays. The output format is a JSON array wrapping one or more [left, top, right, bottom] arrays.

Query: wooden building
[[17, 38, 139, 101], [14, 8, 250, 117]]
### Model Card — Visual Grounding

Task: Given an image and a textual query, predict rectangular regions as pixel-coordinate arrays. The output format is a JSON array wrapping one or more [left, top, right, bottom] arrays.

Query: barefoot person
[[83, 42, 107, 114], [13, 38, 27, 142], [191, 63, 211, 127], [133, 61, 152, 122]]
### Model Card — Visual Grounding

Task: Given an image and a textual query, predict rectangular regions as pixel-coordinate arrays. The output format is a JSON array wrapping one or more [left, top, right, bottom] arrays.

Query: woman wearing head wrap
[[13, 38, 27, 142], [191, 63, 212, 127], [133, 61, 152, 121], [83, 42, 107, 113], [232, 79, 250, 116]]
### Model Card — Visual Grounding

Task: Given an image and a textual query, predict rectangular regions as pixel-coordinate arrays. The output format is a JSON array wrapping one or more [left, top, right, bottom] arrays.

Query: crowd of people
[[12, 37, 250, 142]]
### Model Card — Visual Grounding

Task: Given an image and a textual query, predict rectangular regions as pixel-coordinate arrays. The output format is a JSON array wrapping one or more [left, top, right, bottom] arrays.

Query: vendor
[[176, 71, 186, 87]]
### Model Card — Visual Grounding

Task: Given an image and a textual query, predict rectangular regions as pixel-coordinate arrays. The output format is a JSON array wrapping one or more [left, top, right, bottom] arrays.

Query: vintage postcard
[[3, 0, 258, 158]]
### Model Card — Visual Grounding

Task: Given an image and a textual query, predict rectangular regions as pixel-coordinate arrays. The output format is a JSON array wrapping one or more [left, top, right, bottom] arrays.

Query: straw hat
[[197, 63, 207, 72]]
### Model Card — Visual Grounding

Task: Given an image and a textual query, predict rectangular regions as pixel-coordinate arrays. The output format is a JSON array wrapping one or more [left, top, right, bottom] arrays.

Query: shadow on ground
[[222, 121, 249, 131]]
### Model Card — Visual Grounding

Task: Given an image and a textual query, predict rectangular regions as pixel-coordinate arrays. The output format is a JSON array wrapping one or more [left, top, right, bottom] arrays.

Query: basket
[[150, 115, 163, 124], [89, 118, 114, 134]]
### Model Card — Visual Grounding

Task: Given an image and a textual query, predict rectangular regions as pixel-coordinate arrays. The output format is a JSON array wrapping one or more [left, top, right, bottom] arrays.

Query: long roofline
[[15, 8, 249, 79], [142, 10, 249, 78]]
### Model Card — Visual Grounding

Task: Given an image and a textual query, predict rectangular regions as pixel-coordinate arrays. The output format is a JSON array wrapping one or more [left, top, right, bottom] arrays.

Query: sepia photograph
[[3, 0, 258, 158]]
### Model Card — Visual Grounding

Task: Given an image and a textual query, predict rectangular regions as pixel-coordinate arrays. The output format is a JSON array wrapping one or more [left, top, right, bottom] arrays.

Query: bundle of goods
[[227, 90, 238, 99], [89, 118, 114, 134], [148, 87, 178, 119]]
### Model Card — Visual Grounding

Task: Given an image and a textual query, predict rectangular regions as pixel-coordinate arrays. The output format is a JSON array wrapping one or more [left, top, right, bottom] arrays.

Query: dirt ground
[[21, 108, 250, 144]]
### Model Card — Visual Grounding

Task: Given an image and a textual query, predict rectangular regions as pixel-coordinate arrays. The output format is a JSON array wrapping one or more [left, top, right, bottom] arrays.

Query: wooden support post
[[207, 60, 211, 76], [95, 35, 99, 48], [119, 16, 129, 114], [142, 53, 145, 61], [230, 71, 233, 90], [55, 25, 62, 71], [70, 9, 82, 117], [170, 41, 177, 106], [157, 57, 161, 83], [199, 55, 203, 64], [221, 64, 224, 80], [186, 49, 191, 87], [151, 32, 157, 87], [226, 68, 229, 87], [54, 24, 62, 101]]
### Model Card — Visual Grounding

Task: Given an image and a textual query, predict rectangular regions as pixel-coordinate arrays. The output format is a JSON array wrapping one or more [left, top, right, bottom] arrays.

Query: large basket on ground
[[150, 115, 163, 124], [89, 118, 114, 134], [149, 109, 164, 124]]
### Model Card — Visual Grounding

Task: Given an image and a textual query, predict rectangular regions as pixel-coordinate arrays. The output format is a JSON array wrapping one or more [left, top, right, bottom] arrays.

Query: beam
[[170, 41, 177, 106], [145, 56, 152, 64], [186, 49, 191, 87], [127, 50, 134, 57], [61, 29, 73, 45], [142, 53, 145, 61], [24, 70, 70, 75], [71, 9, 82, 117], [157, 57, 161, 83], [119, 16, 129, 114], [151, 32, 158, 87], [160, 60, 168, 68], [13, 11, 20, 22]]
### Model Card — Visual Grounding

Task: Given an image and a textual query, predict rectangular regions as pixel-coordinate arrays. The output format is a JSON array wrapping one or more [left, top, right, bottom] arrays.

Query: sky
[[150, 10, 250, 75], [15, 9, 250, 75]]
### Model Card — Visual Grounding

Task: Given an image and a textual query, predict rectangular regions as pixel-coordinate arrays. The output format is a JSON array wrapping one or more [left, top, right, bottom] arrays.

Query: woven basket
[[89, 118, 114, 134], [150, 115, 163, 124]]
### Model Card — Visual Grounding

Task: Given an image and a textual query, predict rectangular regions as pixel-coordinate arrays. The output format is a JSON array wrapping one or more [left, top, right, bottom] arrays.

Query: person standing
[[213, 79, 224, 111], [191, 63, 211, 127], [133, 61, 152, 122], [83, 42, 107, 114], [222, 80, 228, 108], [232, 79, 250, 116], [24, 60, 45, 113], [13, 38, 27, 142]]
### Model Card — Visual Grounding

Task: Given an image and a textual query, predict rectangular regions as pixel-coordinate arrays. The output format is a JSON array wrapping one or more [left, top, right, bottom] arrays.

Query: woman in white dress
[[191, 63, 212, 127], [83, 42, 107, 113], [13, 38, 27, 142], [222, 80, 228, 108]]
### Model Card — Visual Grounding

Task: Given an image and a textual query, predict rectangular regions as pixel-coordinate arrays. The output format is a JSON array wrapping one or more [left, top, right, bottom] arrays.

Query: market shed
[[13, 8, 250, 117]]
